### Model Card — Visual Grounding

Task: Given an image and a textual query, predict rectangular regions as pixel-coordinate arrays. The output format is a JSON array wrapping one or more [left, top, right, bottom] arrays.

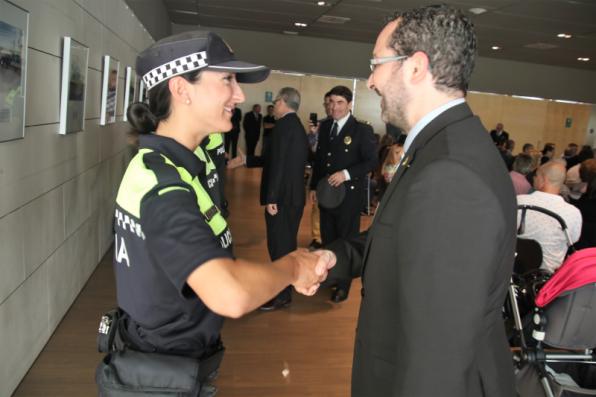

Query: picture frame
[[122, 66, 135, 122], [100, 54, 119, 125], [58, 36, 89, 135], [137, 78, 146, 104], [0, 0, 29, 142]]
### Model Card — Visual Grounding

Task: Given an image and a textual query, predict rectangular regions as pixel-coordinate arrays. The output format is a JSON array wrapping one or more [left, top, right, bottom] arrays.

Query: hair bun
[[127, 102, 156, 134]]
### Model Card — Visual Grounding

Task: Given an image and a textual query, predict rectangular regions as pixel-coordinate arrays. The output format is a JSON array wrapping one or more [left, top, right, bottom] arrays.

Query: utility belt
[[95, 309, 224, 396]]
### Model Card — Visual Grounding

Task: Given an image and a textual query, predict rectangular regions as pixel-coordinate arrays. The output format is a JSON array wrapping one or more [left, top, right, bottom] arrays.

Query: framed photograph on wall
[[122, 66, 135, 122], [137, 78, 146, 104], [0, 0, 29, 142], [100, 55, 119, 125], [58, 37, 88, 134]]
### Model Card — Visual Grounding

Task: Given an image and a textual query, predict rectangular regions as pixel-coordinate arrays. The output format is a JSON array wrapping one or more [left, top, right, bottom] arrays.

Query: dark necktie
[[330, 122, 338, 141]]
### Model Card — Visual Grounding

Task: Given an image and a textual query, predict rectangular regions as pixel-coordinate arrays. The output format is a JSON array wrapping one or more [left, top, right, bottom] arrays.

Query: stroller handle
[[517, 205, 575, 250]]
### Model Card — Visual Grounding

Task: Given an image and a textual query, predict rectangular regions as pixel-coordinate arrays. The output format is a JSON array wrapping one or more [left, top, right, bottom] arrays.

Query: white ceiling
[[139, 0, 596, 71]]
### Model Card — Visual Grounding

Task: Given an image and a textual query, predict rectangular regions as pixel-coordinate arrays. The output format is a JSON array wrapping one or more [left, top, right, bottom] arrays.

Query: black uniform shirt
[[118, 134, 233, 357]]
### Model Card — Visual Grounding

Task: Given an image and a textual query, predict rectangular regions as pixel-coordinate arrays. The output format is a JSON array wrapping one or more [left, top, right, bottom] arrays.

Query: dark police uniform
[[201, 133, 229, 218], [310, 115, 376, 298], [310, 115, 376, 243], [114, 133, 233, 357]]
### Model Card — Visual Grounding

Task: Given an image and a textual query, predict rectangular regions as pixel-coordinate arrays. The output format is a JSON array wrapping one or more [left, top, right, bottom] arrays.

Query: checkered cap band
[[142, 51, 207, 90]]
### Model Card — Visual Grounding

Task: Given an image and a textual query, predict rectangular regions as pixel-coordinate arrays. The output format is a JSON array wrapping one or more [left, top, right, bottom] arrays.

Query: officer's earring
[[185, 98, 191, 105]]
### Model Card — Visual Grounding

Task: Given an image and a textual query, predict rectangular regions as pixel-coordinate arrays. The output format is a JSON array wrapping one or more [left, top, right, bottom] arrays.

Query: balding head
[[534, 161, 566, 193]]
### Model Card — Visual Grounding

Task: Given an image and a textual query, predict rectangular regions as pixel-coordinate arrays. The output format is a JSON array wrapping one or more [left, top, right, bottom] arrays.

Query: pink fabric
[[510, 171, 531, 195], [535, 247, 596, 307]]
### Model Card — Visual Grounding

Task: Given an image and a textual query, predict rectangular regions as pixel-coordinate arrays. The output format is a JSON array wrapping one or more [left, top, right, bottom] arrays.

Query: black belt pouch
[[96, 349, 201, 396]]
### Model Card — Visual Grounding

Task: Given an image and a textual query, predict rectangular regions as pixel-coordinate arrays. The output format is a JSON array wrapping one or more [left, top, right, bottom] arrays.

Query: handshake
[[289, 249, 336, 296]]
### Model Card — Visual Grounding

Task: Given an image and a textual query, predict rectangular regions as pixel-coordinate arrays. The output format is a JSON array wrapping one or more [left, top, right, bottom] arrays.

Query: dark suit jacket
[[309, 115, 377, 196], [247, 113, 309, 207], [265, 112, 309, 207], [490, 129, 509, 145], [242, 111, 262, 138], [338, 103, 516, 397]]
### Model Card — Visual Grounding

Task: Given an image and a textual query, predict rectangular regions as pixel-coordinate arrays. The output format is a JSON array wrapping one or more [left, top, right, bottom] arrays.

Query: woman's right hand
[[290, 249, 336, 296]]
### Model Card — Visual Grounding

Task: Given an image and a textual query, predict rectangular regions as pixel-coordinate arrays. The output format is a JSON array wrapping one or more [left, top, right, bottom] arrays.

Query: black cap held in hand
[[316, 179, 346, 209], [137, 31, 270, 90]]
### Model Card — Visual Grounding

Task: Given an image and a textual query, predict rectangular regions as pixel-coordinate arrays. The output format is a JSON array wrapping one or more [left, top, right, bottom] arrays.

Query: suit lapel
[[361, 103, 474, 276]]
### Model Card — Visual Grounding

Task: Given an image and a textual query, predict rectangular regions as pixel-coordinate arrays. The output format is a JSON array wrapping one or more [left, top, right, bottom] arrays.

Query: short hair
[[328, 85, 353, 103], [542, 143, 555, 155], [388, 4, 476, 94], [277, 87, 301, 111], [537, 161, 566, 189], [512, 154, 533, 175], [522, 143, 534, 153], [505, 139, 515, 151], [252, 104, 261, 110], [324, 90, 332, 100], [579, 159, 596, 198]]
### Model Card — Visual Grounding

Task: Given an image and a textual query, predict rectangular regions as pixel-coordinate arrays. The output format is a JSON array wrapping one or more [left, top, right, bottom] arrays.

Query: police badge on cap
[[136, 31, 270, 91]]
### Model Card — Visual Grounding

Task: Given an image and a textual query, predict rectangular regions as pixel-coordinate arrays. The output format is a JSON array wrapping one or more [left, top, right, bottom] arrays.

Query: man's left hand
[[266, 203, 278, 215], [328, 171, 346, 187]]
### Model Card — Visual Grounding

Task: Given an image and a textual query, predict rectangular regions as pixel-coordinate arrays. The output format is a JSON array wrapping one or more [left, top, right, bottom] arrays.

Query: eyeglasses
[[369, 55, 408, 72]]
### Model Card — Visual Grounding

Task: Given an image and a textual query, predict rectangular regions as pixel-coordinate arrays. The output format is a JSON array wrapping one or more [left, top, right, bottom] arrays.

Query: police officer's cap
[[316, 179, 346, 209], [137, 31, 270, 91]]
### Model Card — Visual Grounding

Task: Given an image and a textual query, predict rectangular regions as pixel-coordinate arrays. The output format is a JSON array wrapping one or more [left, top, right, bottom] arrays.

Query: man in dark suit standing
[[261, 87, 309, 310], [331, 5, 516, 396], [243, 104, 262, 156], [229, 88, 310, 310], [224, 107, 242, 158], [490, 122, 509, 146], [309, 85, 377, 303]]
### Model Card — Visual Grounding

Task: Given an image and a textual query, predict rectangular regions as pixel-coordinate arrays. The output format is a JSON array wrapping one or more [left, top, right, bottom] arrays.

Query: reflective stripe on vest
[[116, 148, 227, 236]]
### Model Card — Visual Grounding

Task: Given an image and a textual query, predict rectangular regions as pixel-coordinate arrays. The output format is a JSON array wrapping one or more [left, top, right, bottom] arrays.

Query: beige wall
[[467, 92, 592, 155], [0, 1, 152, 395], [238, 72, 593, 155]]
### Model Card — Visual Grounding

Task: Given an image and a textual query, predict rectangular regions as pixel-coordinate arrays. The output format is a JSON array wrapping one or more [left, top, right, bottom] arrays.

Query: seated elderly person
[[510, 153, 533, 195], [517, 161, 582, 273], [571, 159, 596, 249]]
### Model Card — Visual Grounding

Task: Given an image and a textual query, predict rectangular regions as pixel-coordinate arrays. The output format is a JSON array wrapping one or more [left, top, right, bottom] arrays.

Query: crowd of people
[[96, 3, 594, 397]]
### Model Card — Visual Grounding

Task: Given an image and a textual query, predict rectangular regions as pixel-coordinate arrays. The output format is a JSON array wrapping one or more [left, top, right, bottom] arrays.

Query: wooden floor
[[14, 167, 373, 397]]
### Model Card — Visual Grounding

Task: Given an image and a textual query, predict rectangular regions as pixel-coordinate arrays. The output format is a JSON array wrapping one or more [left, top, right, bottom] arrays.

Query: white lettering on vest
[[207, 172, 219, 188], [115, 236, 130, 267], [219, 229, 232, 249]]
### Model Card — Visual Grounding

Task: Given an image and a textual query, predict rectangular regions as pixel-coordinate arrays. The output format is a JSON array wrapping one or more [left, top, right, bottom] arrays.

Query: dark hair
[[522, 143, 534, 152], [127, 70, 201, 134], [577, 145, 594, 162], [328, 85, 353, 103], [324, 90, 332, 99], [542, 143, 555, 155], [505, 139, 515, 151], [579, 159, 596, 199], [388, 4, 476, 94]]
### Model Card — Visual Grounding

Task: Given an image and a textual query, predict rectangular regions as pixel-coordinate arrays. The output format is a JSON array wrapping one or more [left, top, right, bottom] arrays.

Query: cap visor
[[207, 61, 270, 83]]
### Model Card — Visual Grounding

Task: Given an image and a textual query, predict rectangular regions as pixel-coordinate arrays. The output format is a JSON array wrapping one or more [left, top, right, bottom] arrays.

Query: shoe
[[331, 288, 349, 303], [259, 295, 292, 311], [308, 239, 323, 250]]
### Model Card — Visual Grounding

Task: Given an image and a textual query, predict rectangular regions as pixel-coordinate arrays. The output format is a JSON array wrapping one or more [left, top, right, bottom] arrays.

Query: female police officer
[[96, 31, 335, 396]]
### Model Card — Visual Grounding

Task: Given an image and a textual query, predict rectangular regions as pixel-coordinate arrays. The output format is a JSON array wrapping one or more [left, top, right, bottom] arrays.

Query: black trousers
[[265, 205, 304, 300], [319, 189, 362, 293], [224, 129, 239, 158], [245, 131, 259, 157]]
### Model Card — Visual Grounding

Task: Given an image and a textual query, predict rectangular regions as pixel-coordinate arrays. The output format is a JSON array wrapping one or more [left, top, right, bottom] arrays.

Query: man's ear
[[407, 51, 430, 85]]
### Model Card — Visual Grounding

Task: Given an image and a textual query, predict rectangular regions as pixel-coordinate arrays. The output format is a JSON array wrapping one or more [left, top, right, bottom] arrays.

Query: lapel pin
[[401, 155, 411, 168], [344, 136, 352, 145]]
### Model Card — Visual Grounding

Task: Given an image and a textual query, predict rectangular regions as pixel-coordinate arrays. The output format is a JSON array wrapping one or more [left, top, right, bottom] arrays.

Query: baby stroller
[[510, 205, 596, 396]]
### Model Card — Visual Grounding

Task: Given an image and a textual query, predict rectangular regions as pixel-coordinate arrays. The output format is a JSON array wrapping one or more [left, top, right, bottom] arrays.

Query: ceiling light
[[469, 7, 487, 15], [294, 22, 308, 27], [577, 57, 590, 62], [317, 1, 327, 5], [172, 9, 199, 15], [491, 46, 501, 50], [557, 33, 572, 39]]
